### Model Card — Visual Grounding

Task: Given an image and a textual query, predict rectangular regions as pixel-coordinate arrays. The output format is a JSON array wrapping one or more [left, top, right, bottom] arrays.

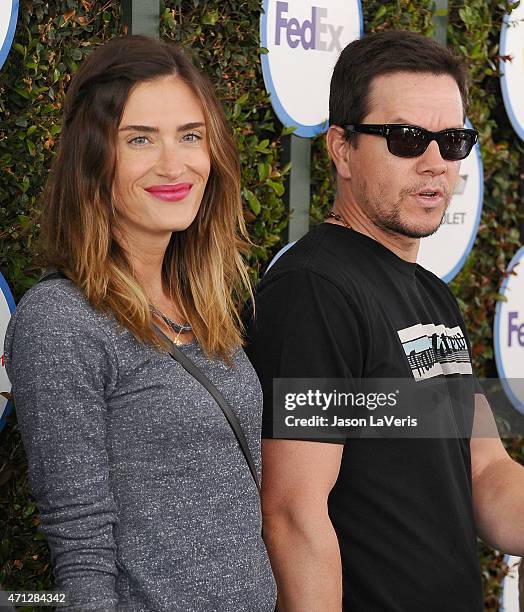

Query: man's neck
[[329, 194, 420, 264]]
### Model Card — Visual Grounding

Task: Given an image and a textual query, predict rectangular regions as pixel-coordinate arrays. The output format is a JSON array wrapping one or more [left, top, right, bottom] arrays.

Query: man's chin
[[380, 219, 443, 240], [401, 223, 442, 239]]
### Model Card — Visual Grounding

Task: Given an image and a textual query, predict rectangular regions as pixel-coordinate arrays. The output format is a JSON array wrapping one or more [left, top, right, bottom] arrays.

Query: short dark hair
[[329, 31, 469, 129]]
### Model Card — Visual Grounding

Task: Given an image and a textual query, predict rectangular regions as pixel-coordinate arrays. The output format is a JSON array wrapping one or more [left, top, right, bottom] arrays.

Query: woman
[[6, 36, 276, 611]]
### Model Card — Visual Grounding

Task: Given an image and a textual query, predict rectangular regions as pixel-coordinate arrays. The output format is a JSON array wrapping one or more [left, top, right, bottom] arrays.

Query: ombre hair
[[41, 35, 252, 361]]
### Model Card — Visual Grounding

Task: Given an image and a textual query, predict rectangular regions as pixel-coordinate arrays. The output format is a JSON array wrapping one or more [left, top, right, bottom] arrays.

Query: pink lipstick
[[145, 183, 192, 202]]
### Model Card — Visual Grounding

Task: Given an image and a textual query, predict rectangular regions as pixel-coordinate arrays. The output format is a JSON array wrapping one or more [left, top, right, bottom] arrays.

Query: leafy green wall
[[0, 1, 522, 609]]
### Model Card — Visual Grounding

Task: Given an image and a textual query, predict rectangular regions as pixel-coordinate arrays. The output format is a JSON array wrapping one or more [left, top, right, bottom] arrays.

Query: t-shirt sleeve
[[437, 278, 474, 354], [434, 277, 481, 435], [5, 284, 119, 611], [245, 268, 367, 441]]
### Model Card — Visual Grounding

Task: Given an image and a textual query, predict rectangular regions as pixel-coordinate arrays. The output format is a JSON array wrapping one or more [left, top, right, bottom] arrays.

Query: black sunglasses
[[343, 124, 478, 161]]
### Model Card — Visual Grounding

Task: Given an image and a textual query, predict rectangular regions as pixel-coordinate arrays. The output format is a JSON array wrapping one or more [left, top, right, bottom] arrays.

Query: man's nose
[[415, 140, 448, 176]]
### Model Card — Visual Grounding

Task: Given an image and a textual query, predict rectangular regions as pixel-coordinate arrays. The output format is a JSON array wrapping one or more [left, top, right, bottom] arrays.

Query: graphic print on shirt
[[397, 323, 472, 380]]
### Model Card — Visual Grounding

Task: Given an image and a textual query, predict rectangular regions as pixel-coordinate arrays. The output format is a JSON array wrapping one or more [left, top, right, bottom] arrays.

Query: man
[[246, 31, 524, 611]]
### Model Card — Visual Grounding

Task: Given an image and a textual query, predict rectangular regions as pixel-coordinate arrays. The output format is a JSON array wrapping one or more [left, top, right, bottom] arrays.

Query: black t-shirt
[[246, 223, 483, 612]]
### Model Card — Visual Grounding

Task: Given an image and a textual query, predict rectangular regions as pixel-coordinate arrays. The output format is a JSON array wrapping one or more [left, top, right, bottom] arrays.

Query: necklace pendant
[[149, 304, 192, 334]]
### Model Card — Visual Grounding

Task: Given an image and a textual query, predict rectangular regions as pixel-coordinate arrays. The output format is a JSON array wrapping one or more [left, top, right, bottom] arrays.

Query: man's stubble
[[354, 175, 453, 240]]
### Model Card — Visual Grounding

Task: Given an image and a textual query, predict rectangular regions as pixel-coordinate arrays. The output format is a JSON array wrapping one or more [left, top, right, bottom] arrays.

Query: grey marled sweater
[[5, 277, 276, 612]]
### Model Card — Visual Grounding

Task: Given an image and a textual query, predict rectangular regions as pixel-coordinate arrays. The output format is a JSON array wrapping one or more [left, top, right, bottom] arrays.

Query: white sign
[[0, 271, 15, 432], [500, 2, 524, 141], [417, 120, 483, 283], [494, 246, 524, 415], [0, 0, 18, 71], [501, 555, 521, 612], [260, 0, 363, 137]]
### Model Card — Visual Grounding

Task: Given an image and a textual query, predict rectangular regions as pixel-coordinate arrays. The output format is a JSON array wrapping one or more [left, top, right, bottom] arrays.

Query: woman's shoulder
[[13, 276, 106, 325], [5, 276, 121, 378], [7, 275, 119, 348]]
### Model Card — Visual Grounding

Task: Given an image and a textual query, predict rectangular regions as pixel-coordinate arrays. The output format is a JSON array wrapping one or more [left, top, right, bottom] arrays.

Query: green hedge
[[0, 1, 522, 609]]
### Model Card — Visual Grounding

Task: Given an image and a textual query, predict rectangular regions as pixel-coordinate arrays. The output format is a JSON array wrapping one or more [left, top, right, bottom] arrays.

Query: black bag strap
[[39, 269, 63, 282], [38, 269, 260, 492], [153, 325, 260, 492]]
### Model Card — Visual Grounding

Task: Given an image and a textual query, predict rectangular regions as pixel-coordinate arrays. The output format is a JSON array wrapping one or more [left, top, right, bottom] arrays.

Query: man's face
[[347, 72, 464, 239]]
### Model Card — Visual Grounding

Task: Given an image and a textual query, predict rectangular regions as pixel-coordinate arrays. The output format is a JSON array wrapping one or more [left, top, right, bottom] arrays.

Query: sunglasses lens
[[387, 127, 477, 160], [388, 127, 428, 157], [438, 131, 476, 161]]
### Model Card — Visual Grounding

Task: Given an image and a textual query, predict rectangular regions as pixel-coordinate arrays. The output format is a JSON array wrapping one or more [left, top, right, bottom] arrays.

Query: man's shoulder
[[415, 264, 463, 311], [262, 224, 363, 291], [415, 263, 450, 289]]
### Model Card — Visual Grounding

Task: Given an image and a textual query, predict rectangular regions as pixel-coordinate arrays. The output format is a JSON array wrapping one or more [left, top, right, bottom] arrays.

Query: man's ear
[[326, 125, 351, 180]]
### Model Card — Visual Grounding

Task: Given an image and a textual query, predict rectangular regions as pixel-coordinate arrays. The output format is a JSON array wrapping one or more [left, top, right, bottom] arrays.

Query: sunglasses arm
[[344, 124, 388, 137]]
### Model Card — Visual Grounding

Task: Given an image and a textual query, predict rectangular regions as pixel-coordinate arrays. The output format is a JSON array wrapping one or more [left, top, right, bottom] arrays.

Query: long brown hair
[[41, 36, 252, 361]]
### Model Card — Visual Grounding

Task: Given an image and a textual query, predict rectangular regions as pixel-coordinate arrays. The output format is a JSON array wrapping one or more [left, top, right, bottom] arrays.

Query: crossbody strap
[[153, 325, 260, 492], [38, 269, 63, 282], [37, 269, 260, 491]]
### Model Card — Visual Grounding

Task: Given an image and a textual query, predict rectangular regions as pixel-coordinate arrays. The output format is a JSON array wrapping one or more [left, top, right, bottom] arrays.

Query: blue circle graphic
[[0, 1, 19, 72], [500, 10, 524, 141], [494, 245, 524, 415], [441, 118, 484, 284], [260, 0, 363, 138], [0, 270, 15, 433]]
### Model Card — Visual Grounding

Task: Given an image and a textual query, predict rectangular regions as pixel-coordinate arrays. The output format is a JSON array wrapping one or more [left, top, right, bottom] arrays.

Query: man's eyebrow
[[389, 117, 416, 125], [389, 118, 464, 129], [119, 122, 206, 132]]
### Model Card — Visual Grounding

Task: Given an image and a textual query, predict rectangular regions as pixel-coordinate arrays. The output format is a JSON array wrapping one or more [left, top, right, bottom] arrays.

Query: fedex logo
[[274, 2, 343, 52], [508, 311, 524, 347]]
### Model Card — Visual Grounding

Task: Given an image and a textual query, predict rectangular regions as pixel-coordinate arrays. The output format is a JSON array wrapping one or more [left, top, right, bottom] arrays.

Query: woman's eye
[[129, 136, 150, 146], [183, 132, 202, 143]]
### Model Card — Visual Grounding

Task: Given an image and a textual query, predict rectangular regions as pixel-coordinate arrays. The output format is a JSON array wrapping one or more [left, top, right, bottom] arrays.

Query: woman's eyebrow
[[119, 125, 158, 132], [177, 122, 206, 132], [119, 122, 206, 132]]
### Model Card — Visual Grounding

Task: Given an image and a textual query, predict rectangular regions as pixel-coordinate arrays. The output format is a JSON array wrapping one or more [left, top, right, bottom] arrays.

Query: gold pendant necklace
[[150, 304, 191, 345]]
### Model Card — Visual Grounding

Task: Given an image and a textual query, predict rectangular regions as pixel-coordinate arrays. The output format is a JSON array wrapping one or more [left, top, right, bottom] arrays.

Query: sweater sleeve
[[5, 283, 119, 611]]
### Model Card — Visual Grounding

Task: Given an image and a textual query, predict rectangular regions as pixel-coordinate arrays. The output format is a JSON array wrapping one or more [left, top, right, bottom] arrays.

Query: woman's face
[[113, 75, 211, 244]]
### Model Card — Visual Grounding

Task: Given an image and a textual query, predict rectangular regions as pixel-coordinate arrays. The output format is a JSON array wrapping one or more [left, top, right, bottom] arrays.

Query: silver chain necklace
[[149, 304, 192, 334]]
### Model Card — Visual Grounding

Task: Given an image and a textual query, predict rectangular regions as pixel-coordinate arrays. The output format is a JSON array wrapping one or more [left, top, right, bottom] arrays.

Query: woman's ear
[[326, 125, 352, 180]]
